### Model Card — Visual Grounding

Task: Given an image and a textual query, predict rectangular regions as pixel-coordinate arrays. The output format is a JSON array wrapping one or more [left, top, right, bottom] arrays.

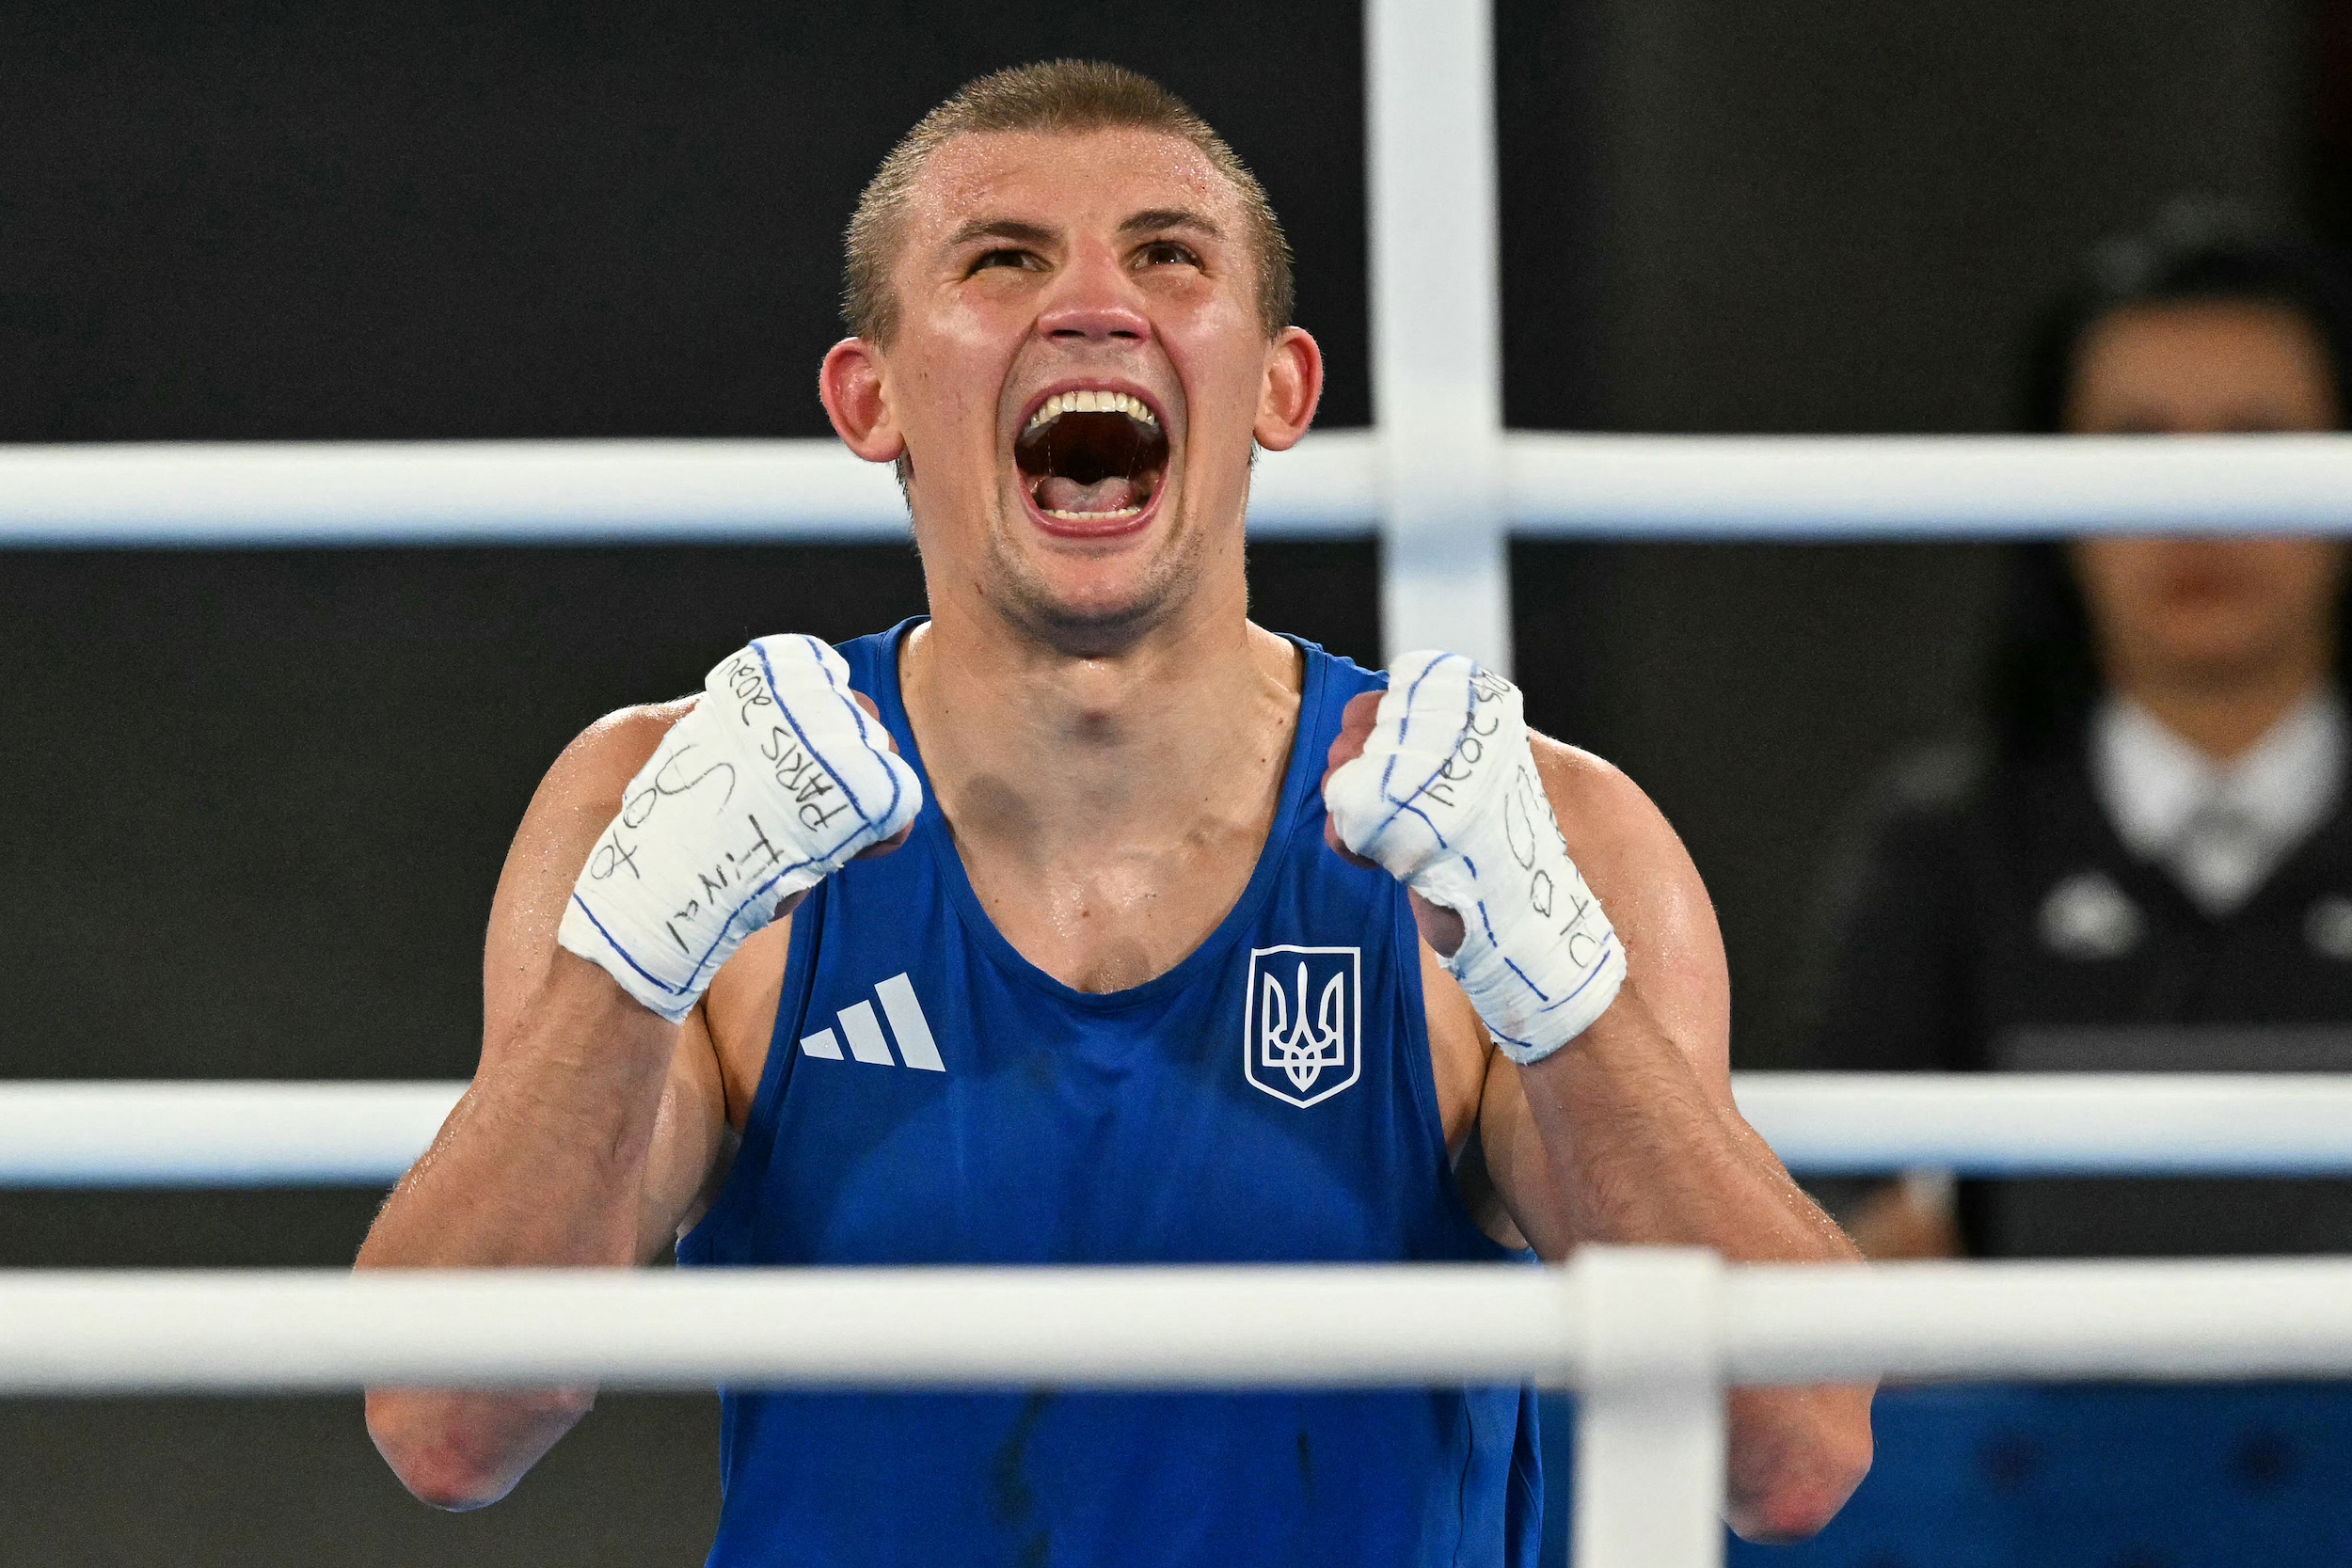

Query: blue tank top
[[680, 621, 1541, 1568]]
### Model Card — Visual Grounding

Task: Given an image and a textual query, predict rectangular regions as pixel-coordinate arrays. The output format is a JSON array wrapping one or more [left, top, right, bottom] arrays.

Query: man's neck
[[2111, 646, 2332, 765], [901, 597, 1303, 869]]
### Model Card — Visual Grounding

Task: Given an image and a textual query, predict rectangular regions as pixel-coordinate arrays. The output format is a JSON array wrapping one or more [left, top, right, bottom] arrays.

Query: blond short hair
[[843, 60, 1295, 344]]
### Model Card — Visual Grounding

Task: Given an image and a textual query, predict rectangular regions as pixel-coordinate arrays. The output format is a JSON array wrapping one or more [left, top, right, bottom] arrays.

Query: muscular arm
[[1462, 736, 1873, 1540], [356, 705, 738, 1511]]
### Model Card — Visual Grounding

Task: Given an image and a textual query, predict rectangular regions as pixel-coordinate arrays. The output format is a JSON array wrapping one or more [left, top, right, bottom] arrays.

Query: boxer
[[358, 60, 1870, 1565]]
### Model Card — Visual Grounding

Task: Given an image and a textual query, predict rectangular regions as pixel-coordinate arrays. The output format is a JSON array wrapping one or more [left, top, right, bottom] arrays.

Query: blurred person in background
[[1806, 204, 2352, 1258]]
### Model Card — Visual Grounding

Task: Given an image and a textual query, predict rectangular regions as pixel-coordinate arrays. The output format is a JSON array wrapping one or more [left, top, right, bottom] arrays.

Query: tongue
[[1036, 475, 1143, 515]]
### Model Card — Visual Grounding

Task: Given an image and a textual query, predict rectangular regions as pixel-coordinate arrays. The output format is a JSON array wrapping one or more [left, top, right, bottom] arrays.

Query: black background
[[0, 0, 2330, 1559], [0, 0, 1373, 440]]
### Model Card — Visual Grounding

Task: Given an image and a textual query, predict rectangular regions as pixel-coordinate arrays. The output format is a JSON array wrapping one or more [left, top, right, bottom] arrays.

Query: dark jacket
[[1808, 731, 2352, 1256]]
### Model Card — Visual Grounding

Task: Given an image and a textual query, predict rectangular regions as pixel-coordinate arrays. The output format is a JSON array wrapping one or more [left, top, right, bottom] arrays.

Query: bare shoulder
[[1527, 732, 1731, 1087], [482, 701, 696, 1050], [487, 700, 787, 1133], [518, 702, 695, 867], [470, 699, 755, 1254], [518, 701, 694, 863], [1457, 734, 1738, 1257], [1526, 733, 1667, 843]]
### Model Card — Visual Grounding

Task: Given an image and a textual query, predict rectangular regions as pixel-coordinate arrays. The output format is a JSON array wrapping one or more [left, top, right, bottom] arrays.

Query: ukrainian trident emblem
[[1242, 945, 1361, 1108]]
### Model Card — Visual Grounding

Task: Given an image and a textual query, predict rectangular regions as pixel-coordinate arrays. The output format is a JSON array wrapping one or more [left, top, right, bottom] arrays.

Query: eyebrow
[[940, 208, 1226, 256], [943, 217, 1059, 251], [1118, 208, 1223, 240]]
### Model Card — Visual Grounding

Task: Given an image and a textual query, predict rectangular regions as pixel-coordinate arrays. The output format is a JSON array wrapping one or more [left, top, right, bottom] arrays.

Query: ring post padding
[[1569, 1247, 1727, 1568], [1367, 0, 1510, 673]]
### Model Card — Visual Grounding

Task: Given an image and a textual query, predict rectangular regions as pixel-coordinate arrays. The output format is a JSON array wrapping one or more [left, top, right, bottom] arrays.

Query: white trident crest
[[1242, 945, 1361, 1108]]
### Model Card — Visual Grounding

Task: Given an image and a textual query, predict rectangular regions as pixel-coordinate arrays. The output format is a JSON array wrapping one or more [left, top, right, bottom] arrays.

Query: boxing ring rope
[[9, 1074, 2352, 1186], [5, 1253, 2352, 1568], [7, 432, 2352, 546], [12, 1074, 2351, 1568], [13, 1070, 2345, 1568]]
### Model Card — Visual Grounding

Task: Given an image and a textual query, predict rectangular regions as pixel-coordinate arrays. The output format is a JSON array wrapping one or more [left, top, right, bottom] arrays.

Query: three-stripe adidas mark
[[800, 973, 944, 1071]]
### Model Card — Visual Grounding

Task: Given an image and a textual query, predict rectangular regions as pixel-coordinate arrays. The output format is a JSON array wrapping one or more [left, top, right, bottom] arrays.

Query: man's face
[[849, 128, 1306, 651]]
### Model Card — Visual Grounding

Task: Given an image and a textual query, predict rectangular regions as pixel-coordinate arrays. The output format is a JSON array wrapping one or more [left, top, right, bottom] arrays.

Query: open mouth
[[1013, 389, 1170, 528]]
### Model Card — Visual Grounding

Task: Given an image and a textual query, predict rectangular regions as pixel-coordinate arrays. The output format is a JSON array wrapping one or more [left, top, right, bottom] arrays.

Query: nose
[[1035, 242, 1151, 346]]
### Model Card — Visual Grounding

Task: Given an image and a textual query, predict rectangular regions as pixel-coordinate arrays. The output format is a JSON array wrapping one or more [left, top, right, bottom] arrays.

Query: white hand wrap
[[557, 636, 921, 1022], [1325, 650, 1626, 1064]]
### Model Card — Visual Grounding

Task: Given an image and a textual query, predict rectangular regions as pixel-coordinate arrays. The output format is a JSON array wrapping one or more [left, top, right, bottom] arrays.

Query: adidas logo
[[799, 973, 944, 1071]]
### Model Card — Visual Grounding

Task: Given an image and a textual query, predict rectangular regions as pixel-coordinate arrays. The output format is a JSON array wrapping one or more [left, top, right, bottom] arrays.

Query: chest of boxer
[[686, 622, 1492, 1271], [675, 623, 1540, 1568]]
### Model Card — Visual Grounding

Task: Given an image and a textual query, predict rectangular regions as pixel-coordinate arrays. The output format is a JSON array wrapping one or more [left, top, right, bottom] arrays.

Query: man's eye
[[971, 249, 1040, 274], [1137, 241, 1200, 268]]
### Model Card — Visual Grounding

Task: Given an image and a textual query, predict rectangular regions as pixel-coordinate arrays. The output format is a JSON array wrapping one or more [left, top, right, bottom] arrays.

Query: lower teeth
[[1041, 505, 1143, 521]]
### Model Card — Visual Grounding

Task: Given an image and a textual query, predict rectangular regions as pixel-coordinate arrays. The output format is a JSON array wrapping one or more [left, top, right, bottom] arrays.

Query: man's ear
[[819, 338, 905, 463], [1252, 326, 1325, 452]]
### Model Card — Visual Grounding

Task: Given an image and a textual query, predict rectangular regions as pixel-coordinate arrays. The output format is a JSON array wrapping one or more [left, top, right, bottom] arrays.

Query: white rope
[[1732, 1072, 2352, 1175], [8, 433, 2352, 546], [5, 1253, 2352, 1394], [8, 1075, 2351, 1186], [1726, 1256, 2352, 1383], [0, 436, 1376, 545], [0, 1263, 1565, 1394], [1507, 433, 2352, 535], [0, 1081, 463, 1185]]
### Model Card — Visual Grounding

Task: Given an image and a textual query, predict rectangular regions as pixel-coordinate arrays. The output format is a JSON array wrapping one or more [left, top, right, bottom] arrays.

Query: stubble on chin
[[978, 493, 1206, 660]]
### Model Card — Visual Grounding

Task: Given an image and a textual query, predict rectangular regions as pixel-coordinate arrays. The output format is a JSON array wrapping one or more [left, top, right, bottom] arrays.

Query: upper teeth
[[1024, 389, 1159, 435]]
